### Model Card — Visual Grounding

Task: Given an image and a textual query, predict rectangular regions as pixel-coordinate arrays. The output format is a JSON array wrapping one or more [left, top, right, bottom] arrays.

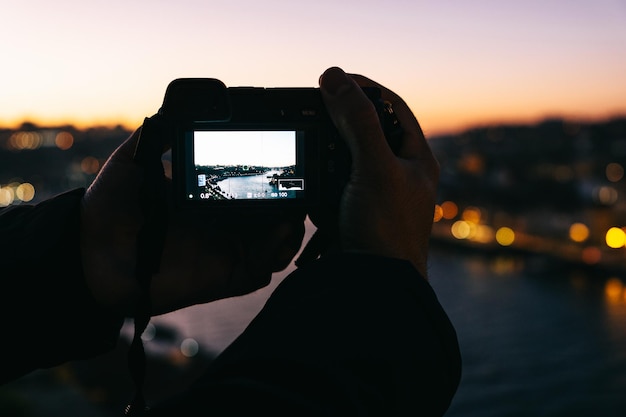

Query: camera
[[163, 78, 402, 221]]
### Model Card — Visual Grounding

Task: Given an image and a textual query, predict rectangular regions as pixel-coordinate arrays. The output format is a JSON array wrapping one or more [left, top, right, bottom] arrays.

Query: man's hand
[[80, 125, 305, 317], [319, 67, 440, 279]]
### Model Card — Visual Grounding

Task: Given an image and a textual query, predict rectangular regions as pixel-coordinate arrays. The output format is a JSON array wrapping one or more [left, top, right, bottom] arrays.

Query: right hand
[[318, 67, 440, 279]]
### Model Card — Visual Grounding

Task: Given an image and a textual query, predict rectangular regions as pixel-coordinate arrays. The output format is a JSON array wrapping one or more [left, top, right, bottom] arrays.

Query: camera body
[[165, 78, 401, 220]]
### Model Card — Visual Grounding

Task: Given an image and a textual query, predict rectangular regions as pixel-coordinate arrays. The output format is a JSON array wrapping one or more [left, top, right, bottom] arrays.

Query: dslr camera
[[161, 78, 402, 221]]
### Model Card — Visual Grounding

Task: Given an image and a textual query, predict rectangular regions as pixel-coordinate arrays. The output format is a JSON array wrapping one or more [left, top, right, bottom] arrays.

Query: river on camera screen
[[214, 170, 295, 199], [147, 220, 626, 416]]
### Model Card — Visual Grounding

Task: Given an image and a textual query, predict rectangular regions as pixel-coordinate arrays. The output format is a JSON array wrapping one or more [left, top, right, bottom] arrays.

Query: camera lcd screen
[[186, 129, 306, 201]]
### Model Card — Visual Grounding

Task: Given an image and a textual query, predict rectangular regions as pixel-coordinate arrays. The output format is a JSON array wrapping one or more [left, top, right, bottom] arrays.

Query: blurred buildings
[[429, 117, 626, 273], [1, 117, 626, 272]]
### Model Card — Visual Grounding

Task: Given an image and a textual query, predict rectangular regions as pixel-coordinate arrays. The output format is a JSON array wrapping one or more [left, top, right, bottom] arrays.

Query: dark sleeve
[[149, 253, 461, 416], [0, 189, 124, 384]]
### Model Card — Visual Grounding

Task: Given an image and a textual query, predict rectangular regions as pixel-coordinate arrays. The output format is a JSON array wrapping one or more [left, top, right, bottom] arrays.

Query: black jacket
[[0, 190, 461, 416]]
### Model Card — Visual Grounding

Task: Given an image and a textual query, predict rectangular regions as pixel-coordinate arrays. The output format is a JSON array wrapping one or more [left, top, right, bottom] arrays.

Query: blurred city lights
[[604, 278, 625, 304], [440, 201, 458, 220], [473, 224, 495, 244], [462, 206, 482, 223], [8, 131, 43, 150], [80, 156, 100, 175], [433, 204, 444, 222], [606, 162, 624, 182], [6, 129, 75, 151], [569, 222, 590, 243], [457, 153, 484, 174], [581, 246, 602, 265], [605, 227, 626, 249], [594, 186, 618, 205], [15, 183, 35, 202], [496, 227, 515, 246], [55, 131, 74, 150], [451, 220, 473, 239], [0, 187, 14, 206], [0, 182, 36, 206]]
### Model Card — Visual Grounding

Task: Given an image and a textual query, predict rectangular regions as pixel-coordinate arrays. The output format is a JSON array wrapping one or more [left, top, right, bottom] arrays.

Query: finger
[[319, 67, 394, 172], [346, 73, 432, 162], [112, 125, 143, 162]]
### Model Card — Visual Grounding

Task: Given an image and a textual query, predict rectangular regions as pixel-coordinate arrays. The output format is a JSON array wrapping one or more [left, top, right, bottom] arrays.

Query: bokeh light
[[473, 224, 495, 244], [433, 204, 444, 222], [462, 206, 482, 223], [180, 338, 199, 358], [80, 156, 100, 175], [0, 186, 14, 207], [495, 227, 515, 246], [0, 182, 36, 206], [606, 162, 624, 182], [605, 278, 625, 303], [605, 227, 626, 249], [569, 222, 590, 243], [594, 186, 618, 205], [581, 246, 602, 265], [451, 220, 473, 239], [55, 131, 74, 150], [15, 183, 35, 202], [8, 131, 43, 150], [440, 201, 458, 220]]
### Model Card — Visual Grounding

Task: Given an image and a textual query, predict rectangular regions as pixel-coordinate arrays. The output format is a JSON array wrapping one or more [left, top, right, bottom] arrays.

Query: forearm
[[0, 189, 124, 384], [149, 253, 461, 415]]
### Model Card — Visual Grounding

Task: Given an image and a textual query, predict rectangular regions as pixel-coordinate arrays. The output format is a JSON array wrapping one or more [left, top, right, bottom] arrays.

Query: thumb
[[319, 67, 394, 172]]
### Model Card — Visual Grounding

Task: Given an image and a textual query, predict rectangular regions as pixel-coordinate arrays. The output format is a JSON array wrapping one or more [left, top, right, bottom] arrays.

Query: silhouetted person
[[0, 67, 460, 415]]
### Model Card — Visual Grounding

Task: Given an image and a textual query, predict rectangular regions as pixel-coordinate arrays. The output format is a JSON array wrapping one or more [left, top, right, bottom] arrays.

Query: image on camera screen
[[190, 130, 304, 201]]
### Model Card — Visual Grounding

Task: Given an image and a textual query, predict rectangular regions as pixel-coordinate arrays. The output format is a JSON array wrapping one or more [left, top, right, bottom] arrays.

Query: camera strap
[[125, 114, 169, 416]]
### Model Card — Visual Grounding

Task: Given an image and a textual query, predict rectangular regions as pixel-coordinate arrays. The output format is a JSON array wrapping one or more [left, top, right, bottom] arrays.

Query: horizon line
[[2, 113, 626, 139]]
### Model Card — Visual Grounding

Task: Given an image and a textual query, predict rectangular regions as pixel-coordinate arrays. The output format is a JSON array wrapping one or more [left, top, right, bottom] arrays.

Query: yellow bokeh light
[[495, 227, 515, 246], [0, 187, 15, 207], [15, 183, 35, 202], [8, 131, 43, 150], [462, 206, 481, 223], [605, 227, 626, 249], [473, 224, 495, 244], [605, 278, 624, 303], [451, 220, 470, 239], [569, 222, 589, 243]]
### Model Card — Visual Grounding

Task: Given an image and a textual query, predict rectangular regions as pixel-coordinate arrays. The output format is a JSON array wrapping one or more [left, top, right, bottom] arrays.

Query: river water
[[150, 222, 626, 416], [428, 248, 626, 417], [4, 220, 625, 416], [213, 170, 297, 199]]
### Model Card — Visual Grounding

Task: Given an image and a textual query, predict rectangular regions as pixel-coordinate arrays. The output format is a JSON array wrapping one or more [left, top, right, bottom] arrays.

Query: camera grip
[[295, 88, 404, 266]]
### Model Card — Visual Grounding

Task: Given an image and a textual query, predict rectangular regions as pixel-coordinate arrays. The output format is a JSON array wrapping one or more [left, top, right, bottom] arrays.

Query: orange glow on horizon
[[4, 110, 625, 139], [2, 1, 625, 139], [0, 115, 141, 132]]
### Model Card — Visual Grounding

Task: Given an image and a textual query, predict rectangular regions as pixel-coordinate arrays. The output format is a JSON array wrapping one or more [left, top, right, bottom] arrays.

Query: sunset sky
[[1, 0, 625, 137]]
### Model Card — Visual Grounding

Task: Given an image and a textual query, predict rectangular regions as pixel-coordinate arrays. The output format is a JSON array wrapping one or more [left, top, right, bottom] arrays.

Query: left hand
[[80, 125, 306, 317]]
